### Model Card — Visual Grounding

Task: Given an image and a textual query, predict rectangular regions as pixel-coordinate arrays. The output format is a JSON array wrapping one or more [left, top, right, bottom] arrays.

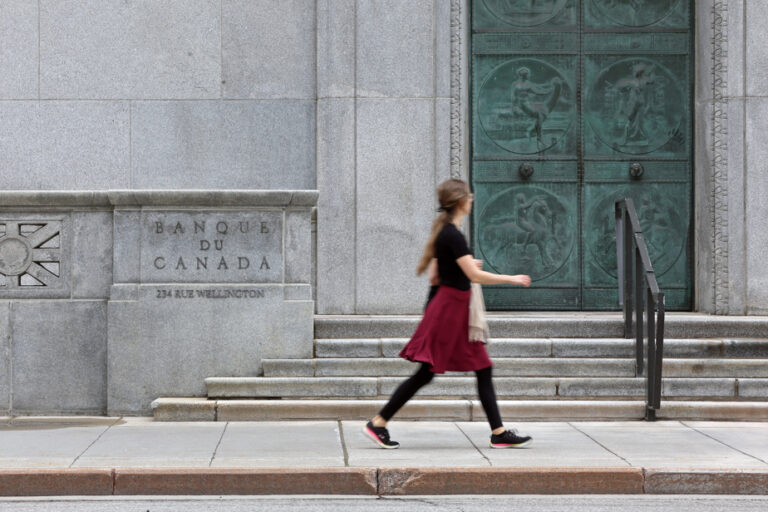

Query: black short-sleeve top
[[435, 223, 472, 291]]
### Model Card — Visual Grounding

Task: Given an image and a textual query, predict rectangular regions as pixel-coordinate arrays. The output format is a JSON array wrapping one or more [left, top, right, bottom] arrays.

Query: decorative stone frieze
[[0, 217, 69, 298]]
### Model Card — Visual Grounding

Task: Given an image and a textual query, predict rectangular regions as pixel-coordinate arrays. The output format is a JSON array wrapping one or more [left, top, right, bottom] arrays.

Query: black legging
[[378, 362, 503, 430]]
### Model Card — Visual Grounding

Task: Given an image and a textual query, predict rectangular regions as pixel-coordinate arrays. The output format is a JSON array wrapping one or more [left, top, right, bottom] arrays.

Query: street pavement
[[0, 417, 766, 495], [2, 496, 768, 512]]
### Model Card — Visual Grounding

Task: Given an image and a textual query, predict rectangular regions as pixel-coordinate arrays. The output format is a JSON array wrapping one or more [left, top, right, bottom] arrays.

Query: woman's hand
[[456, 255, 531, 287], [510, 274, 531, 287]]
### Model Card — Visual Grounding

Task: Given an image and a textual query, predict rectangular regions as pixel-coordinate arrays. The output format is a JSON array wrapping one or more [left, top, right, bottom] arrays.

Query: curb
[[644, 469, 768, 495], [0, 468, 766, 496], [0, 469, 114, 497], [378, 467, 644, 494], [114, 468, 378, 495]]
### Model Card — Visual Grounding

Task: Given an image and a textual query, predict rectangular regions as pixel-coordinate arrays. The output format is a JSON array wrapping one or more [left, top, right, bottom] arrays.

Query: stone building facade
[[0, 1, 765, 414]]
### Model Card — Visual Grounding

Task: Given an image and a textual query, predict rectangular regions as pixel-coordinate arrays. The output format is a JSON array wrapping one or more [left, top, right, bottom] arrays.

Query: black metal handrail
[[615, 198, 665, 421]]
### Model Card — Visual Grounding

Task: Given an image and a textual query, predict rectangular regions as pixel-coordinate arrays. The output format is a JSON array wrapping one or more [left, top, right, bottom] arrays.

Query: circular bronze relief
[[478, 58, 574, 155], [586, 188, 686, 279], [585, 58, 685, 155], [478, 186, 574, 282]]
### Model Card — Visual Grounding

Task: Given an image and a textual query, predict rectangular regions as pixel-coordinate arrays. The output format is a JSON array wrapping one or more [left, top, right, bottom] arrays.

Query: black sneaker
[[490, 428, 532, 449], [363, 421, 400, 449]]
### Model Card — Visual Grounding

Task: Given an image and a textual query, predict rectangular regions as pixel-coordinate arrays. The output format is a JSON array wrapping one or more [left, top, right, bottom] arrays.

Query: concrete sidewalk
[[0, 417, 766, 495]]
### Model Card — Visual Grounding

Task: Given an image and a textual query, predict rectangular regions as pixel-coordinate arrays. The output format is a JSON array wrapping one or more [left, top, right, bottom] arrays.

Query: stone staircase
[[153, 314, 768, 421]]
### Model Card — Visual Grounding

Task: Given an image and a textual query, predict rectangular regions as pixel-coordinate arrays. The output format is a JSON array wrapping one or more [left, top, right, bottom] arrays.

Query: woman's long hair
[[416, 179, 471, 275]]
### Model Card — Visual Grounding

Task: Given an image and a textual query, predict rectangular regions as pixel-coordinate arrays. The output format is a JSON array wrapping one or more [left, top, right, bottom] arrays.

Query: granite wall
[[0, 0, 316, 190]]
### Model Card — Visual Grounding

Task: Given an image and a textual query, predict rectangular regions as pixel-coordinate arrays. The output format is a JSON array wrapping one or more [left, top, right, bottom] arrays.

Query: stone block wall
[[0, 191, 316, 415], [0, 0, 324, 415], [316, 0, 455, 314], [0, 0, 316, 190]]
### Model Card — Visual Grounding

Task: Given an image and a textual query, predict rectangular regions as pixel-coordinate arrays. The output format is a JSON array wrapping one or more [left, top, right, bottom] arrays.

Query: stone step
[[315, 338, 768, 359], [204, 376, 768, 399], [262, 358, 637, 377], [262, 357, 768, 378], [662, 359, 768, 378], [152, 397, 768, 422], [206, 377, 379, 398], [315, 314, 768, 339]]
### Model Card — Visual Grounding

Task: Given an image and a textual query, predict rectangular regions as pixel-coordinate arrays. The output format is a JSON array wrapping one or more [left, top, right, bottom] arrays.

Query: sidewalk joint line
[[455, 422, 492, 466], [338, 420, 350, 467], [209, 421, 229, 467], [379, 496, 447, 507], [568, 422, 632, 467], [681, 421, 768, 466], [68, 416, 123, 468]]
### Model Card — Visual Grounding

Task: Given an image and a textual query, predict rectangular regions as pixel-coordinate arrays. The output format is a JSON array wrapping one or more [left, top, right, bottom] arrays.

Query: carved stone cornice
[[0, 190, 319, 207]]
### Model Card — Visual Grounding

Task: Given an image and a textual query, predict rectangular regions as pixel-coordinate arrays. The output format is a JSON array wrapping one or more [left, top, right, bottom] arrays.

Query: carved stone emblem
[[483, 0, 568, 27], [0, 222, 62, 288], [478, 186, 574, 281], [591, 0, 681, 27], [478, 58, 574, 155]]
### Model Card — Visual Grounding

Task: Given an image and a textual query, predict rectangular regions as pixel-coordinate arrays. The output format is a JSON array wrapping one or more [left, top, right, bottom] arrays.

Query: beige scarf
[[469, 283, 489, 344]]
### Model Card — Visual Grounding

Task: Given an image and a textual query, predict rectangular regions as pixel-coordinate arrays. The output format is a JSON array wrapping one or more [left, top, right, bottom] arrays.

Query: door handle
[[629, 162, 644, 179], [518, 163, 534, 179]]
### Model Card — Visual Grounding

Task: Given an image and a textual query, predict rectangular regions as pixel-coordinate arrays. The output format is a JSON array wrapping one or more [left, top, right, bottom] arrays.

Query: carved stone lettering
[[141, 211, 282, 283], [154, 287, 267, 300]]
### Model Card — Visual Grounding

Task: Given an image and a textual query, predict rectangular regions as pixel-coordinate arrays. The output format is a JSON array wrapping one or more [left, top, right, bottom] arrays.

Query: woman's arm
[[456, 254, 531, 287], [427, 258, 439, 286]]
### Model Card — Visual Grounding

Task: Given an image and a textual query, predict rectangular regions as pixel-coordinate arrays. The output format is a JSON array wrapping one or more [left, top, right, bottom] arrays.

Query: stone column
[[316, 0, 357, 314], [695, 0, 767, 315], [316, 0, 453, 314]]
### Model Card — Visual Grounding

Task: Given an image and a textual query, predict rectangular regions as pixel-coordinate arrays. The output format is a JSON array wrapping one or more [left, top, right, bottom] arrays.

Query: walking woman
[[363, 178, 533, 449]]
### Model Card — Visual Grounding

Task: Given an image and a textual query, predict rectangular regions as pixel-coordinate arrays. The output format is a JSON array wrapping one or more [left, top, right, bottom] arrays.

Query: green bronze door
[[471, 0, 692, 310]]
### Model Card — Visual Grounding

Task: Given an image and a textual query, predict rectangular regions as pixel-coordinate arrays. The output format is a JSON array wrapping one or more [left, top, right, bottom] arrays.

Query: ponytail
[[416, 211, 451, 275]]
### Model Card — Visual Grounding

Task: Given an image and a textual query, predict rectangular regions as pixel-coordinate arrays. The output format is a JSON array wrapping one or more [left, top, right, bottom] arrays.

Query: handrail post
[[616, 202, 623, 305], [615, 204, 624, 302], [619, 204, 633, 338], [646, 287, 656, 421], [635, 246, 644, 376], [653, 293, 665, 411]]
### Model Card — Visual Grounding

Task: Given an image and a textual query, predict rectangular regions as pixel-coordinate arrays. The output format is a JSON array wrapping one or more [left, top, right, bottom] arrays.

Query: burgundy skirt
[[399, 285, 493, 374]]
